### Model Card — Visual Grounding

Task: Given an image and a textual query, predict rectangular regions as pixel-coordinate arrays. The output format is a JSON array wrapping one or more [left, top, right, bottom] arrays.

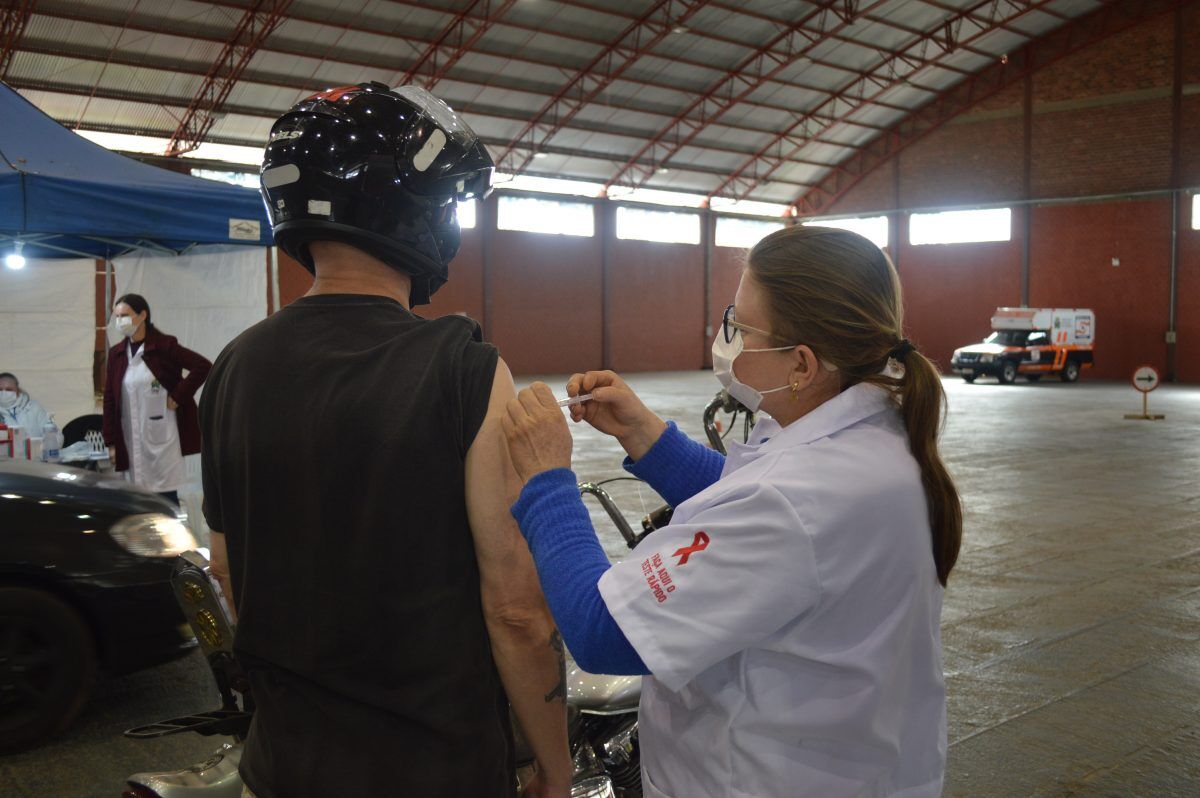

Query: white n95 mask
[[115, 316, 137, 338], [711, 332, 793, 413], [0, 390, 17, 408]]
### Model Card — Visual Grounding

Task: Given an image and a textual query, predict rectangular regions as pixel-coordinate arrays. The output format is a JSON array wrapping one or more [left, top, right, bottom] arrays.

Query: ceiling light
[[672, 25, 689, 34], [656, 166, 670, 174], [4, 241, 25, 270], [533, 151, 549, 159]]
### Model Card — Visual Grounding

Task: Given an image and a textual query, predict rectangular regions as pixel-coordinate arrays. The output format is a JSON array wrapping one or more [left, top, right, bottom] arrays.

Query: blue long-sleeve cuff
[[511, 468, 648, 676], [623, 421, 725, 508]]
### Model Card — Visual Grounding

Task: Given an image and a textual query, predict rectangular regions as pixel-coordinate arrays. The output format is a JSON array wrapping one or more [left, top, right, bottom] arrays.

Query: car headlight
[[981, 354, 995, 363], [109, 513, 198, 557]]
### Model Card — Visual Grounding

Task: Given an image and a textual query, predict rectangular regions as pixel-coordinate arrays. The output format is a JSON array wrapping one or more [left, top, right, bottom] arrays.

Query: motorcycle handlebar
[[578, 482, 639, 548]]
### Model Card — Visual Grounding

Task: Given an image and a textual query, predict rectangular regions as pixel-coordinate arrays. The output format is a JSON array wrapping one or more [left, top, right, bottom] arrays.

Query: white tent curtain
[[0, 258, 97, 425], [111, 246, 268, 362], [112, 245, 268, 540]]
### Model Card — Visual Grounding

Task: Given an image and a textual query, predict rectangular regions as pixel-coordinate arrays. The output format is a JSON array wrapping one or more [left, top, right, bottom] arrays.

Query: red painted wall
[[608, 239, 705, 372], [486, 228, 603, 376], [897, 238, 1022, 374], [1029, 200, 1172, 380], [1175, 207, 1199, 383], [706, 245, 748, 369]]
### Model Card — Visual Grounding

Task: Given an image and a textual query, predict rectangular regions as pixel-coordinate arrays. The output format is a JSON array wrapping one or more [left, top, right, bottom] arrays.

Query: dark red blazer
[[103, 327, 212, 472]]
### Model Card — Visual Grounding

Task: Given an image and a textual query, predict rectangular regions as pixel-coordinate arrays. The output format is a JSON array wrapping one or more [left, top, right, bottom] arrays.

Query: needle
[[557, 393, 593, 407]]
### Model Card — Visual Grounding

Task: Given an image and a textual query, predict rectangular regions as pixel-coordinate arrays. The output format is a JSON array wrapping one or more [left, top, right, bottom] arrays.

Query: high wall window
[[1192, 194, 1199, 231], [457, 199, 477, 230], [497, 196, 594, 237], [615, 206, 700, 244], [715, 217, 785, 248], [191, 169, 258, 189], [910, 208, 1012, 245], [803, 215, 889, 250]]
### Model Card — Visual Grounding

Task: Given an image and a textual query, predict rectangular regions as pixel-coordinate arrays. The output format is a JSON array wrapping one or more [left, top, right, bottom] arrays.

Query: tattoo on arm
[[544, 630, 567, 704]]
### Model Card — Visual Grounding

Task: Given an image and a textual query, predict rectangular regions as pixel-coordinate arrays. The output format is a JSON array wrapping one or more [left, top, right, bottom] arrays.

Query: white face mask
[[115, 315, 137, 338], [711, 331, 794, 413], [0, 390, 17, 408]]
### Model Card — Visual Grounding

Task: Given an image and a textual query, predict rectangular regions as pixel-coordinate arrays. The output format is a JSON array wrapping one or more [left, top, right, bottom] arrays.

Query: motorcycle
[[122, 391, 754, 798]]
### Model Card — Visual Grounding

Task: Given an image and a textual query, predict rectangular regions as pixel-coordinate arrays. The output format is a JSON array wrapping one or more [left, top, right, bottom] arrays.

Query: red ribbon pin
[[673, 531, 710, 566]]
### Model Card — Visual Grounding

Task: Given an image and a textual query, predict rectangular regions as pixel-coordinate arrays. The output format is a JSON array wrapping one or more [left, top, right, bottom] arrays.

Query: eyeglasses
[[722, 304, 773, 344]]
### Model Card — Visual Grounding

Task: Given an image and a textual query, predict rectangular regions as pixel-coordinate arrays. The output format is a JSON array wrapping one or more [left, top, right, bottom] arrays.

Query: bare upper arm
[[208, 529, 229, 579], [206, 529, 238, 620], [464, 358, 546, 618]]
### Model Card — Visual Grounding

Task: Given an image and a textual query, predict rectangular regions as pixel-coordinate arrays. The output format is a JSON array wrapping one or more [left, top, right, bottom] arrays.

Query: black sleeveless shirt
[[200, 294, 512, 797]]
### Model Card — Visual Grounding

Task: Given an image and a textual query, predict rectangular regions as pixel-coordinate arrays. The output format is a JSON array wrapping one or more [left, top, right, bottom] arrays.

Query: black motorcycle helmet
[[260, 82, 493, 305]]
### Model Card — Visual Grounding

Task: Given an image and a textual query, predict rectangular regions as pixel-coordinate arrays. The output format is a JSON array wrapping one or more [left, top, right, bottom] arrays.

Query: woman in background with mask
[[103, 293, 211, 505], [502, 227, 961, 798]]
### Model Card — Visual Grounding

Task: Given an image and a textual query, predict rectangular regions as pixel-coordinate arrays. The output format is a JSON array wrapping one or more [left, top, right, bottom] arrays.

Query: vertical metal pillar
[[480, 194, 496, 341], [889, 158, 901, 271], [1021, 73, 1033, 308], [701, 207, 714, 368], [1166, 3, 1183, 381], [599, 200, 614, 371]]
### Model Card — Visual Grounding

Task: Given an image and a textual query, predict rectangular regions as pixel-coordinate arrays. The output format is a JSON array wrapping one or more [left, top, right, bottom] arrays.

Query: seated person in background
[[0, 372, 51, 433]]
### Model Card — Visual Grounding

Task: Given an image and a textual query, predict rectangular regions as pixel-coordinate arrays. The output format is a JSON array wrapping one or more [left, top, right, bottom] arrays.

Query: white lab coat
[[120, 342, 186, 492], [0, 392, 51, 438], [598, 382, 946, 798]]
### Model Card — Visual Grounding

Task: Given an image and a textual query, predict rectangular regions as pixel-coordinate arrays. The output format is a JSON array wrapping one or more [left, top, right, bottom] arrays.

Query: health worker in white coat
[[0, 372, 52, 437], [502, 226, 962, 798], [103, 294, 211, 506]]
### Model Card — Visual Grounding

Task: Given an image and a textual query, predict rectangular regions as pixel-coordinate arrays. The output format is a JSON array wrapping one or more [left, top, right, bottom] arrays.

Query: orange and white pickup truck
[[950, 307, 1095, 384]]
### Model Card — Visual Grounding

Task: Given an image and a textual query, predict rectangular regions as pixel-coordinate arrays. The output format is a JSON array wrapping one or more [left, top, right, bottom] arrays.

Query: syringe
[[557, 393, 594, 407]]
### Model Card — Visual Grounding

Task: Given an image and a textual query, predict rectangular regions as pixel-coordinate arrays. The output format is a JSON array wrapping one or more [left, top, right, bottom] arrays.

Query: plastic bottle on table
[[42, 417, 61, 463]]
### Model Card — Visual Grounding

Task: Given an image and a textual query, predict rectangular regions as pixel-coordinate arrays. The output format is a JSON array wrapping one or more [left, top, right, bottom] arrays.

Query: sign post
[[1124, 365, 1165, 421]]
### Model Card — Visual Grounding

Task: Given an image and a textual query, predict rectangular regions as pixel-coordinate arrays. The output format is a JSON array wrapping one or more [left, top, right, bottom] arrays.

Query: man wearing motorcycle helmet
[[199, 83, 570, 798]]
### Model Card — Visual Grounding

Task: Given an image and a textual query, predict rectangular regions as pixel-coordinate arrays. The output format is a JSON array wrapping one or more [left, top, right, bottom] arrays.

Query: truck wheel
[[962, 375, 976, 384], [0, 587, 96, 752], [998, 360, 1018, 384], [1061, 360, 1080, 383]]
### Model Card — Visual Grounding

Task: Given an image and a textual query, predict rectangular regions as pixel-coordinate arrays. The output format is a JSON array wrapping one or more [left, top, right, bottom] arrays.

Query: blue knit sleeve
[[623, 421, 725, 508], [510, 468, 649, 676]]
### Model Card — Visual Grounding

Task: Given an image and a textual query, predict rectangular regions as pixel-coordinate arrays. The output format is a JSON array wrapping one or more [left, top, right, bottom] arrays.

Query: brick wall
[[609, 238, 706, 373], [1029, 200, 1173, 380], [1031, 99, 1173, 198], [900, 114, 1025, 207], [1177, 198, 1200, 383], [820, 6, 1197, 382], [898, 237, 1021, 374]]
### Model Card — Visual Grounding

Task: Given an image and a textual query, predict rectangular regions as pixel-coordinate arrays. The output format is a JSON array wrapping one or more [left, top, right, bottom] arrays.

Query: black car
[[0, 459, 198, 751]]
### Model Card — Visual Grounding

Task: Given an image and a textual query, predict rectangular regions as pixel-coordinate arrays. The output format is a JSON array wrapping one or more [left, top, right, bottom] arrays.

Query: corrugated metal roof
[[0, 0, 1136, 211]]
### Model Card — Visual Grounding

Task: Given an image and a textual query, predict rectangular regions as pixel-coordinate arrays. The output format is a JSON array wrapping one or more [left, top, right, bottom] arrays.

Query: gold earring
[[790, 381, 800, 401]]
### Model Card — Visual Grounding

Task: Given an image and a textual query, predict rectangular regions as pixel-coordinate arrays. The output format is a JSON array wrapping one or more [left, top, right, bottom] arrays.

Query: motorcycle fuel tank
[[567, 659, 642, 714], [124, 742, 243, 798]]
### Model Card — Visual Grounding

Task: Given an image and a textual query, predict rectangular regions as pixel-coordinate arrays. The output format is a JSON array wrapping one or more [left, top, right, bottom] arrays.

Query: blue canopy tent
[[0, 80, 270, 262]]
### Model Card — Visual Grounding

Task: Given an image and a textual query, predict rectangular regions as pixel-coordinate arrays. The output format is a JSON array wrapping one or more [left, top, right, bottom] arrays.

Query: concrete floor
[[3, 373, 1197, 796]]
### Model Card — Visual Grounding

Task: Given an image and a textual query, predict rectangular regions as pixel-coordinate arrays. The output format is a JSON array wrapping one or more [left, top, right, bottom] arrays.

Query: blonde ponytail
[[747, 226, 962, 586], [889, 347, 962, 585]]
